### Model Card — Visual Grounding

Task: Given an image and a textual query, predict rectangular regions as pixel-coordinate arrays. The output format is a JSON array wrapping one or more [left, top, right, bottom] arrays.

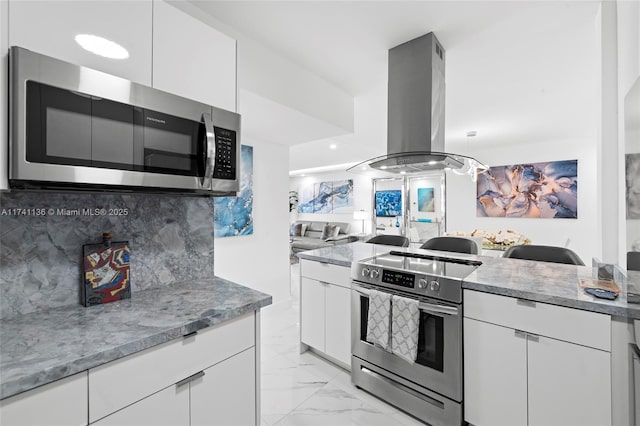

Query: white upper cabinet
[[8, 1, 153, 86], [152, 1, 236, 111]]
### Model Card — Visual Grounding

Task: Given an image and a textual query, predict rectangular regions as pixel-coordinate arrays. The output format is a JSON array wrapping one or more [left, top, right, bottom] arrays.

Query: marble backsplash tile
[[0, 191, 215, 319]]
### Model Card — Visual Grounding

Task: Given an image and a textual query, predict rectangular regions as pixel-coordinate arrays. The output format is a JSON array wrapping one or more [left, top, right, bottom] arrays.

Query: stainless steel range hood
[[348, 32, 487, 178]]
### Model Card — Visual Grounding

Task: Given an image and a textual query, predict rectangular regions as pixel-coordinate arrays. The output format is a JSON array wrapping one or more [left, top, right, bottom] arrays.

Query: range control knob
[[361, 267, 370, 277], [430, 280, 440, 292], [418, 278, 428, 289], [370, 269, 380, 279]]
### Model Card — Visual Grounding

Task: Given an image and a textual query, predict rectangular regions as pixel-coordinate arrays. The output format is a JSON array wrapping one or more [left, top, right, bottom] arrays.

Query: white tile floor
[[259, 263, 425, 426]]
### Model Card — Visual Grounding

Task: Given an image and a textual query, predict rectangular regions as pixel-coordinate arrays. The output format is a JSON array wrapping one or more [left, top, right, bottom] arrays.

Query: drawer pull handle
[[516, 299, 536, 307], [183, 330, 198, 339], [176, 371, 205, 388], [527, 333, 540, 342], [514, 330, 527, 339]]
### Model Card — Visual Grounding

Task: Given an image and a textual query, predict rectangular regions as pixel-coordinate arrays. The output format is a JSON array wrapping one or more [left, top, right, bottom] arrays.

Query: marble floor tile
[[259, 264, 426, 425]]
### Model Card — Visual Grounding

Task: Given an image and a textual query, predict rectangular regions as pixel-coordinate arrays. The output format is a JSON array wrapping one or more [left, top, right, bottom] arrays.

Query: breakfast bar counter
[[297, 242, 639, 319]]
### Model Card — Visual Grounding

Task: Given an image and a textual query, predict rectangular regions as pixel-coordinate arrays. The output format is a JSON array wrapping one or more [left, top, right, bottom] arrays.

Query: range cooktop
[[352, 251, 482, 303]]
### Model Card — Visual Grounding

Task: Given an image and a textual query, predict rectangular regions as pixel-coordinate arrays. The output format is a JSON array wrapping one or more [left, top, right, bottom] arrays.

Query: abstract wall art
[[417, 187, 435, 212], [214, 145, 253, 237], [627, 153, 640, 219], [476, 159, 578, 218], [297, 179, 353, 214], [375, 190, 402, 217]]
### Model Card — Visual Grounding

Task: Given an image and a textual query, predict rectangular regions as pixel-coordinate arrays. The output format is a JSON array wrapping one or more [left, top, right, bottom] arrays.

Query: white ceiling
[[191, 1, 601, 172]]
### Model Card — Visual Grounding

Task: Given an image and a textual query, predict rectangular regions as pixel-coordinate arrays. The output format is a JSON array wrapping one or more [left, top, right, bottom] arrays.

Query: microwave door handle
[[201, 112, 215, 189]]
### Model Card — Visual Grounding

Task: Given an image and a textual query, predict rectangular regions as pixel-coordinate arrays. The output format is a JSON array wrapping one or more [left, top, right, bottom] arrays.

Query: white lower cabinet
[[464, 318, 527, 426], [92, 384, 189, 426], [0, 372, 88, 426], [464, 289, 612, 426], [299, 260, 351, 367], [527, 335, 611, 426], [324, 284, 351, 365], [191, 347, 256, 426]]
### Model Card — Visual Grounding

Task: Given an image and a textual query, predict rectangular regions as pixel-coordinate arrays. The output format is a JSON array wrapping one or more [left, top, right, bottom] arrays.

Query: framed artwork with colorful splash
[[477, 159, 578, 218], [82, 235, 131, 306]]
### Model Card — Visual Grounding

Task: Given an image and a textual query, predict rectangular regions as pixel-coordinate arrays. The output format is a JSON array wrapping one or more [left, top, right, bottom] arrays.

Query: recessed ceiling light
[[329, 144, 337, 150], [75, 34, 129, 59], [400, 171, 407, 175], [361, 166, 367, 170], [380, 165, 388, 170]]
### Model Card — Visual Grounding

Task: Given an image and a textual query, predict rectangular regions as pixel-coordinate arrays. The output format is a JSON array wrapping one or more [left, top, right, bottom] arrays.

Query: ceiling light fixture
[[75, 34, 129, 59], [329, 144, 337, 150]]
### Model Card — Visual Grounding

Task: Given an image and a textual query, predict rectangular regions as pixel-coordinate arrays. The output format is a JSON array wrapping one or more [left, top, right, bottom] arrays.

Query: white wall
[[290, 171, 373, 235], [446, 137, 598, 264], [214, 137, 291, 303], [0, 0, 8, 191], [618, 0, 640, 255]]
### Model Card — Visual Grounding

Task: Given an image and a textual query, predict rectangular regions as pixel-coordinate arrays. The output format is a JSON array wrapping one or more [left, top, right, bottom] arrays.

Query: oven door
[[351, 282, 462, 402]]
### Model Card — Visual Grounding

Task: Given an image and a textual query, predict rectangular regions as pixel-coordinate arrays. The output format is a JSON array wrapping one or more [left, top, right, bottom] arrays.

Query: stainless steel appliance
[[351, 250, 481, 425], [347, 32, 487, 178], [9, 46, 240, 196]]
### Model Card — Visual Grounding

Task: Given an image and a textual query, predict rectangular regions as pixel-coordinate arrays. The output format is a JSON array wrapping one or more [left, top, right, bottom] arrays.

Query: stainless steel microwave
[[9, 46, 240, 196]]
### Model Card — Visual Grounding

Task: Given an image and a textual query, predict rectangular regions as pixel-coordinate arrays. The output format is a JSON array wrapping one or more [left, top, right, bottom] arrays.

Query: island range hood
[[348, 32, 487, 178]]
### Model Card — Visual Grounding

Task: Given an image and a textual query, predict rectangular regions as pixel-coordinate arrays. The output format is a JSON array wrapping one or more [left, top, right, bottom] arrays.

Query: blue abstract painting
[[477, 159, 577, 218], [298, 179, 353, 213], [417, 187, 435, 212], [214, 145, 253, 237]]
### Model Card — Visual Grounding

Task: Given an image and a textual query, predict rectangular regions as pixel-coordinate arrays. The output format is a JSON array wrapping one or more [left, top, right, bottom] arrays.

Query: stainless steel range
[[351, 250, 481, 426]]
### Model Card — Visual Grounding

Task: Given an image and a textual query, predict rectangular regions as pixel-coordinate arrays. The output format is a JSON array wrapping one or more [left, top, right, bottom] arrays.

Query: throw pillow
[[321, 224, 340, 240], [289, 223, 308, 237]]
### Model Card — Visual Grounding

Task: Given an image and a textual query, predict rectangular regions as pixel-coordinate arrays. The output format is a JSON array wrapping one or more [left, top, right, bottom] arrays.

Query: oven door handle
[[418, 302, 459, 317], [353, 287, 459, 316]]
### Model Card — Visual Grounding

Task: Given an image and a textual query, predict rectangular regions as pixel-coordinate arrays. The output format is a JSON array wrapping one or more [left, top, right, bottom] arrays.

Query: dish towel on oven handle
[[365, 289, 392, 351], [391, 295, 420, 363]]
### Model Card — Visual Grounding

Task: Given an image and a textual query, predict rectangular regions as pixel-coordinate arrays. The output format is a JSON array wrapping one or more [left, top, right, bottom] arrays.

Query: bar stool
[[419, 236, 478, 254], [366, 235, 410, 247], [502, 245, 584, 265]]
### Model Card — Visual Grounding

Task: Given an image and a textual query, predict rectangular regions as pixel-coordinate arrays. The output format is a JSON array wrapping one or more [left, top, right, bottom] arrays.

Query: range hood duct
[[348, 32, 487, 177]]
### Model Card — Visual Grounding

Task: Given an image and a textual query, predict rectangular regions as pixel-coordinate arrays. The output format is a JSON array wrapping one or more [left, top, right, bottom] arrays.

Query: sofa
[[290, 221, 357, 254]]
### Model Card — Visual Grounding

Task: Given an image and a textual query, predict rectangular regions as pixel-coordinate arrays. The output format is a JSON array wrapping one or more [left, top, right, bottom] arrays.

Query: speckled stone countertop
[[297, 242, 640, 320], [0, 277, 272, 400]]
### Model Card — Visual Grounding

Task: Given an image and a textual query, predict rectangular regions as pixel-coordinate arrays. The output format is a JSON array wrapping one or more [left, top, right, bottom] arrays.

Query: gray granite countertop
[[297, 242, 640, 320], [0, 277, 272, 400]]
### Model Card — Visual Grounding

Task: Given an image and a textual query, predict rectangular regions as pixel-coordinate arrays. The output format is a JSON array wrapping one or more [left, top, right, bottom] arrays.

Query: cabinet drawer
[[300, 260, 350, 288], [89, 312, 255, 422], [464, 290, 610, 351], [0, 372, 88, 426]]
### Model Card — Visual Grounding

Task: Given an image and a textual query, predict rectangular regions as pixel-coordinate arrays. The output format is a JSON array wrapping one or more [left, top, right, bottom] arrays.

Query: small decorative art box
[[82, 232, 131, 307]]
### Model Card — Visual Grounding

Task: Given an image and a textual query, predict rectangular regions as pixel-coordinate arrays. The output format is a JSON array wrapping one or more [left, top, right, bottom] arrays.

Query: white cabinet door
[[324, 284, 351, 366], [301, 277, 325, 351], [463, 318, 528, 426], [527, 335, 611, 426], [91, 384, 189, 426], [191, 347, 256, 426], [152, 0, 236, 111], [0, 372, 88, 426], [9, 1, 152, 85]]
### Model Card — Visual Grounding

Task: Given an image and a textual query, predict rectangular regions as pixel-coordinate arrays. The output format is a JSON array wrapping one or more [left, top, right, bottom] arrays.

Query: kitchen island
[[297, 242, 637, 426], [0, 277, 272, 425], [297, 241, 638, 318]]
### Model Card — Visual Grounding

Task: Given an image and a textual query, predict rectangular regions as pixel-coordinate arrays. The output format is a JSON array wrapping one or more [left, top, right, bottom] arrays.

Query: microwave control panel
[[212, 127, 237, 180]]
